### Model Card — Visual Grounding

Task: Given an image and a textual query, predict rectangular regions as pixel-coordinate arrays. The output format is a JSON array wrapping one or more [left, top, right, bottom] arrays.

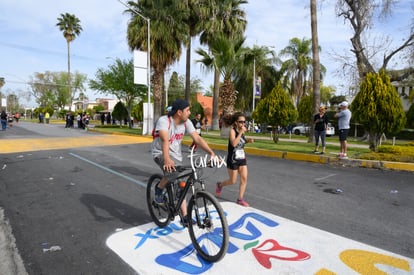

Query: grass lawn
[[88, 124, 414, 163]]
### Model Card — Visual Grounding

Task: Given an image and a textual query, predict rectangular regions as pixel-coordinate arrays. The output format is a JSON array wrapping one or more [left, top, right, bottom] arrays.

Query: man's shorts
[[154, 156, 183, 181], [338, 129, 350, 141]]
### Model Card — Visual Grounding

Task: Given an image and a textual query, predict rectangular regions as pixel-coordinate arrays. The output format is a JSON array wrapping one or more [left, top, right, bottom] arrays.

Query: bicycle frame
[[147, 163, 229, 262], [164, 167, 203, 221]]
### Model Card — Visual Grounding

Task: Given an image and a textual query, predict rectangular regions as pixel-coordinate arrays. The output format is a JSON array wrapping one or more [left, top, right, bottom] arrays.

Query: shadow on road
[[80, 193, 146, 226]]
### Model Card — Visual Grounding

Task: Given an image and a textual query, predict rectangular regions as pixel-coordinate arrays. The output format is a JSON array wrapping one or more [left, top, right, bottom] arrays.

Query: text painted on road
[[106, 202, 412, 274]]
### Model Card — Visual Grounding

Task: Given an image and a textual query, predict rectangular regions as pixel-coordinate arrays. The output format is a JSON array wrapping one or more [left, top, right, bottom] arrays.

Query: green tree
[[131, 100, 143, 122], [56, 13, 83, 110], [125, 0, 187, 120], [112, 101, 129, 125], [197, 35, 246, 115], [89, 58, 147, 128], [310, 0, 321, 143], [30, 71, 55, 108], [320, 84, 336, 106], [53, 71, 71, 110], [253, 83, 298, 142], [199, 0, 248, 130], [406, 104, 414, 129], [329, 95, 347, 107], [30, 71, 86, 110], [279, 37, 314, 108], [177, 0, 209, 102], [167, 72, 183, 104], [235, 45, 279, 113], [297, 95, 313, 125], [351, 70, 406, 151]]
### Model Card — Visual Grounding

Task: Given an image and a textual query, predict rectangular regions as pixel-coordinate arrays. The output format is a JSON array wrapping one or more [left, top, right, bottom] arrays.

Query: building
[[195, 92, 213, 128]]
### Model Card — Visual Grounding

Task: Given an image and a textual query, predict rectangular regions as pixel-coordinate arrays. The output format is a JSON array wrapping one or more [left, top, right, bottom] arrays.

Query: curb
[[89, 129, 414, 173], [182, 141, 414, 173]]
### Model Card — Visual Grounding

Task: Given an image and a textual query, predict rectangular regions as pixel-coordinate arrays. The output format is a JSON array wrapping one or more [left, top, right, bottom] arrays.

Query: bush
[[393, 129, 414, 140]]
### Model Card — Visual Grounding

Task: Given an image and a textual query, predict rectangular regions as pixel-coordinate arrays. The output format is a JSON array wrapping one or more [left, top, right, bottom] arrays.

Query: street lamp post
[[117, 0, 151, 135]]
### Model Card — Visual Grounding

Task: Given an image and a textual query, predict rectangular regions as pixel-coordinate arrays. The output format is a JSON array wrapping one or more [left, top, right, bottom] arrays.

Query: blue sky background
[[0, 0, 412, 108]]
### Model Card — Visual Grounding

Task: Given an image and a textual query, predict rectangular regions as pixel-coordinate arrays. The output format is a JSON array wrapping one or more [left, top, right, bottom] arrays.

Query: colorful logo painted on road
[[106, 202, 413, 274]]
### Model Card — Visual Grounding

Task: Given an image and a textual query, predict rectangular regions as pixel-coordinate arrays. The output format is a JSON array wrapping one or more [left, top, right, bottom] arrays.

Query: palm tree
[[56, 13, 82, 110], [197, 35, 246, 115], [199, 0, 248, 130], [235, 45, 279, 112], [125, 0, 187, 119], [310, 0, 321, 143], [176, 0, 210, 102], [279, 37, 313, 108]]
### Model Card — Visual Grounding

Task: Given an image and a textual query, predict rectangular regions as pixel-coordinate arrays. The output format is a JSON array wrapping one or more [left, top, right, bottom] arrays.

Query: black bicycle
[[146, 164, 229, 262]]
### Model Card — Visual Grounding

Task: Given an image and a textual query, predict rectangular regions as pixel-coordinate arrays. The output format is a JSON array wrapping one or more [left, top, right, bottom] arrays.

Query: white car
[[326, 123, 335, 136], [293, 123, 335, 136], [292, 124, 310, 135]]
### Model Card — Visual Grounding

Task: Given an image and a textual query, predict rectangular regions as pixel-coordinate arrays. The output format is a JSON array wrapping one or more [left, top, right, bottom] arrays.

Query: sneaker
[[313, 150, 319, 153], [215, 182, 222, 197], [154, 186, 165, 205], [338, 153, 348, 159], [320, 152, 324, 155], [236, 198, 249, 207]]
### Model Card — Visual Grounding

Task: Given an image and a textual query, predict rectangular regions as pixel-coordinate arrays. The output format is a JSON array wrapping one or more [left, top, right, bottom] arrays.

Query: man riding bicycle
[[151, 99, 216, 225]]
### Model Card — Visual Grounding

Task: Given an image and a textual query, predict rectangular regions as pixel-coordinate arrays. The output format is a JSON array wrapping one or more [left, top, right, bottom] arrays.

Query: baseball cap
[[339, 101, 349, 107], [168, 99, 190, 116]]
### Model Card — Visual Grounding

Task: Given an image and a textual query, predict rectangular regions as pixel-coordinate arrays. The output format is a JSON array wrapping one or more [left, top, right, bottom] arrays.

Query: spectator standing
[[65, 112, 71, 128], [14, 112, 20, 123], [334, 101, 352, 158], [1, 110, 7, 130], [216, 112, 254, 207], [106, 113, 111, 125], [100, 113, 105, 125], [82, 113, 90, 130], [77, 113, 82, 128], [45, 112, 50, 124], [313, 106, 329, 154]]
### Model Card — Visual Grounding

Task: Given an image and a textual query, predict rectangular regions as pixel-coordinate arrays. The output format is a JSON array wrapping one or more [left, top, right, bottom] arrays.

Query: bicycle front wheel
[[146, 174, 171, 227], [187, 191, 229, 262]]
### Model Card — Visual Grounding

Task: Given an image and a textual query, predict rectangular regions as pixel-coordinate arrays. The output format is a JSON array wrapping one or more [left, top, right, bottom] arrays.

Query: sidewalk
[[198, 131, 414, 173]]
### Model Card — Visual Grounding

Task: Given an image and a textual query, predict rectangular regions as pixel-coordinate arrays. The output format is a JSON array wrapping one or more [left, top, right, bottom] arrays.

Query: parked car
[[7, 113, 14, 123], [292, 123, 335, 136], [292, 124, 310, 135], [326, 123, 335, 136]]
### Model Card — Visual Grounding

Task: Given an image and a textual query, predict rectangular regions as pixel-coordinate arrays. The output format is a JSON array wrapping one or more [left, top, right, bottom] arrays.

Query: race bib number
[[234, 149, 245, 160]]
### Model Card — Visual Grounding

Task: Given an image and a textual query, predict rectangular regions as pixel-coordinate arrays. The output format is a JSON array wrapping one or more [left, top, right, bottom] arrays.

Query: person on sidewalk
[[216, 112, 254, 207], [45, 111, 50, 124], [151, 99, 216, 226], [313, 106, 329, 154], [335, 101, 352, 158], [1, 110, 7, 130]]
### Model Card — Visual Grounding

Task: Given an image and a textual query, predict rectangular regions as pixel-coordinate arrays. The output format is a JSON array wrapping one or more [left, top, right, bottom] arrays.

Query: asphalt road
[[0, 122, 413, 274]]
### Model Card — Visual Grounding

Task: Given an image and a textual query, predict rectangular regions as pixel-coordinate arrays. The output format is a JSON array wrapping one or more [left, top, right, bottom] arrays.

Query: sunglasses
[[237, 121, 245, 123]]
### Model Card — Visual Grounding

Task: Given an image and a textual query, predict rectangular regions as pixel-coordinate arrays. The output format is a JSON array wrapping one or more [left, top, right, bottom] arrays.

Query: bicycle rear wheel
[[187, 191, 229, 262], [146, 174, 172, 227]]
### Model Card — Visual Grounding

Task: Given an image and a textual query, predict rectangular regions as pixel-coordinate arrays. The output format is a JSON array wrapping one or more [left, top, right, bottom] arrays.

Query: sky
[[0, 0, 412, 108]]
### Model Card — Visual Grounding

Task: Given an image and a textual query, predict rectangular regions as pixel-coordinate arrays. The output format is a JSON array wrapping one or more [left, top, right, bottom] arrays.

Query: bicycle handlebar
[[175, 161, 217, 173]]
